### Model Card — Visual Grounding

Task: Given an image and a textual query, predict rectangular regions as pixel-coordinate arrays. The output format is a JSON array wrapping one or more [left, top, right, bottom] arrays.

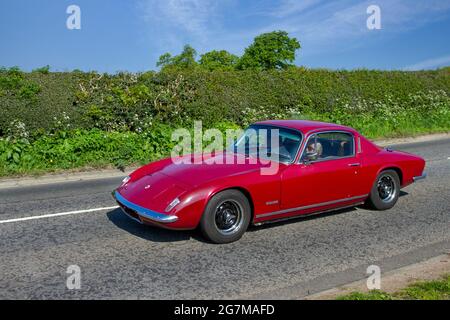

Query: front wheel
[[366, 169, 400, 210], [200, 190, 251, 244]]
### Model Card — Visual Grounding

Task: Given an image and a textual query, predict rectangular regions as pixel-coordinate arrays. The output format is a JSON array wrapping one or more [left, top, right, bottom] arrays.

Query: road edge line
[[0, 206, 119, 224]]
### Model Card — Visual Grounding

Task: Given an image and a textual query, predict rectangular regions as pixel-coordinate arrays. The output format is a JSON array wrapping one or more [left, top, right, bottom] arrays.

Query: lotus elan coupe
[[113, 120, 426, 243]]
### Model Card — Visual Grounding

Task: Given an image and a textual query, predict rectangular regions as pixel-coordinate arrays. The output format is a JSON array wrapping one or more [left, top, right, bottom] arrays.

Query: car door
[[281, 131, 362, 211]]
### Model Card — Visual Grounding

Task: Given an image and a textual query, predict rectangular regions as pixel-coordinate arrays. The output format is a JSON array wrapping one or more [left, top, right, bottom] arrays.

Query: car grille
[[118, 202, 141, 221]]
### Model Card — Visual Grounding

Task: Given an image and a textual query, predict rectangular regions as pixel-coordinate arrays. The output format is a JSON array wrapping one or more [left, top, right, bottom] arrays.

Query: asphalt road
[[0, 139, 449, 299]]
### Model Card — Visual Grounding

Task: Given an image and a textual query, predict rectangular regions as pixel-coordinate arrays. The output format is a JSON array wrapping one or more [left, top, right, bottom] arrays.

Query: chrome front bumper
[[113, 191, 178, 224], [413, 173, 427, 182]]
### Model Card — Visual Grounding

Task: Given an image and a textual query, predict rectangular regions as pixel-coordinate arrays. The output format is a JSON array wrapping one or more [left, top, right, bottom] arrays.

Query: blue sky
[[1, 0, 450, 72]]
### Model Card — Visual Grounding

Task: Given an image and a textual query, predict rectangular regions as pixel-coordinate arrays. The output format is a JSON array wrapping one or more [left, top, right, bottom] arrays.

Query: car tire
[[200, 189, 251, 244], [366, 169, 400, 210]]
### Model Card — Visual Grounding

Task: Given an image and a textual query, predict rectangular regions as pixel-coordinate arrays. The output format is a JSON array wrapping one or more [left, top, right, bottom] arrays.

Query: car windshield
[[231, 125, 302, 163]]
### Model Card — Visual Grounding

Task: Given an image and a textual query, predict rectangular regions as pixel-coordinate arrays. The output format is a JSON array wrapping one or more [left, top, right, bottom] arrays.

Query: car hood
[[118, 152, 281, 211], [118, 172, 189, 212]]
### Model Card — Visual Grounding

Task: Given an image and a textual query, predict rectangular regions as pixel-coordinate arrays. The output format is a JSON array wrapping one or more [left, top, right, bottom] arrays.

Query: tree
[[156, 53, 172, 68], [237, 31, 301, 70], [156, 45, 198, 70], [199, 50, 239, 71]]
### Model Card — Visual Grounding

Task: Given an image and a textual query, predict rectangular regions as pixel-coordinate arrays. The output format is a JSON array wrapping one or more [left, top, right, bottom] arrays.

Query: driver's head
[[306, 141, 323, 157], [306, 140, 315, 153]]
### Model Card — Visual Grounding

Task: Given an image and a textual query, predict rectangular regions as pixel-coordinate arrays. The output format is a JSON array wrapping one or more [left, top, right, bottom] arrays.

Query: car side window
[[302, 132, 354, 162]]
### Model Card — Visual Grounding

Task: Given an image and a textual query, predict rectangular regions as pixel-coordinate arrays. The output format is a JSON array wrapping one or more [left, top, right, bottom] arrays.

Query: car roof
[[254, 120, 357, 135]]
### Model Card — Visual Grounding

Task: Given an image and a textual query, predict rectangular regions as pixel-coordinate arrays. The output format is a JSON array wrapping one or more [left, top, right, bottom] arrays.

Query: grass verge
[[337, 274, 450, 300], [1, 126, 449, 178]]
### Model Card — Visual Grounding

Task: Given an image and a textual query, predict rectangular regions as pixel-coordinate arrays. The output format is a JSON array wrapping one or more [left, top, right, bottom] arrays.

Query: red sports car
[[113, 120, 426, 243]]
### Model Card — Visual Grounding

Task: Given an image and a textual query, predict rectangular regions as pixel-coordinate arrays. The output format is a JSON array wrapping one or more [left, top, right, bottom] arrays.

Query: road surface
[[0, 138, 449, 299]]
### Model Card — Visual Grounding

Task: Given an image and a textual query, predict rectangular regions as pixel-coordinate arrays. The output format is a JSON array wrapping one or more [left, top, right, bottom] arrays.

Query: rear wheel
[[366, 170, 400, 210], [200, 190, 251, 244]]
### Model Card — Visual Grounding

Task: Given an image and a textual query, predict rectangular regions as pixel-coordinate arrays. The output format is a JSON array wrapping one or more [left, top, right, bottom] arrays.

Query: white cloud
[[270, 0, 323, 18], [139, 0, 222, 48], [156, 0, 217, 34], [253, 0, 450, 57], [403, 54, 450, 70], [137, 0, 450, 65]]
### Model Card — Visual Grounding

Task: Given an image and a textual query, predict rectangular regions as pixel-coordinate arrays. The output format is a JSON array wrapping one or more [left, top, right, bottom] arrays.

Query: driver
[[306, 140, 323, 158]]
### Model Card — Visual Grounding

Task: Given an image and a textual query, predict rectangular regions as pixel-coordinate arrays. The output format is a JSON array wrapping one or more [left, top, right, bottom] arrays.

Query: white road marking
[[0, 206, 119, 224]]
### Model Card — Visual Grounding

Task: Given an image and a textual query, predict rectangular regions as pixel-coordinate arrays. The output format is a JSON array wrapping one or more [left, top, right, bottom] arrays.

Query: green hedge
[[1, 67, 449, 139], [1, 67, 449, 175], [0, 127, 174, 176]]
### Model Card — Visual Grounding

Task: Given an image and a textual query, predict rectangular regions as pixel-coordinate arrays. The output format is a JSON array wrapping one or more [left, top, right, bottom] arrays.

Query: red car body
[[113, 120, 426, 231]]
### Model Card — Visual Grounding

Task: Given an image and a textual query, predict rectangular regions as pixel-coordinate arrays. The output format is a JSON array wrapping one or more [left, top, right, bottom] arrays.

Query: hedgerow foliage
[[0, 66, 449, 176], [0, 127, 175, 175], [1, 67, 449, 139]]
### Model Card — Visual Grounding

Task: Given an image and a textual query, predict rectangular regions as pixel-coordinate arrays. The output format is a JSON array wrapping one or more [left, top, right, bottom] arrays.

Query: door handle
[[348, 163, 361, 167]]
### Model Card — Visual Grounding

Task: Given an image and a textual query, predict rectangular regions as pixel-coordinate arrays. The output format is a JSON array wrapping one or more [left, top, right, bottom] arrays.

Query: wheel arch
[[208, 186, 255, 223], [378, 166, 403, 185]]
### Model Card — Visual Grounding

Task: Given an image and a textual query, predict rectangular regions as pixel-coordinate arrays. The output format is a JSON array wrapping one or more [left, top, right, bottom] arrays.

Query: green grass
[[0, 128, 173, 177], [337, 274, 450, 300], [0, 124, 449, 178]]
